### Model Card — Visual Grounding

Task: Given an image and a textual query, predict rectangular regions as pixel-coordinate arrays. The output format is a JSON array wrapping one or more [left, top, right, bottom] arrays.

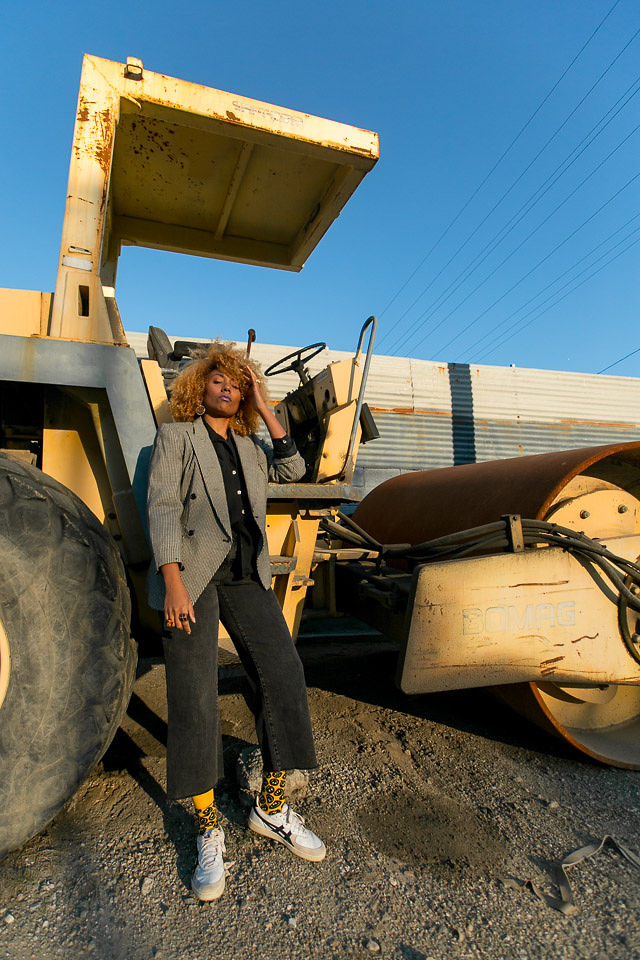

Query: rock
[[366, 938, 381, 953], [287, 916, 297, 929], [547, 800, 560, 810], [3, 914, 15, 925], [141, 876, 155, 896], [499, 878, 518, 890], [235, 746, 309, 800]]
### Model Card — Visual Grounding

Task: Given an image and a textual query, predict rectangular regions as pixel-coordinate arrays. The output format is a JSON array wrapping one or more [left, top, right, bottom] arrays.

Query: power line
[[379, 20, 640, 353], [376, 0, 624, 334], [396, 151, 640, 360], [598, 343, 640, 374], [476, 232, 640, 364], [390, 73, 640, 356], [471, 220, 640, 360], [420, 130, 640, 359], [462, 212, 640, 357]]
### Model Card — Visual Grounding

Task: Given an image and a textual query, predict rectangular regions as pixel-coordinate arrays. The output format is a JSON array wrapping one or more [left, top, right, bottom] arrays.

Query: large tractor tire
[[0, 454, 136, 858]]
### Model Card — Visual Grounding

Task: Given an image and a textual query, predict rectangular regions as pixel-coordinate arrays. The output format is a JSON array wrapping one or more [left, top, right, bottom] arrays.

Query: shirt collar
[[203, 419, 235, 445]]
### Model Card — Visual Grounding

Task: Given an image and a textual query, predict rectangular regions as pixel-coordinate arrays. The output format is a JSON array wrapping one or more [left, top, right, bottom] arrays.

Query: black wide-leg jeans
[[162, 578, 317, 799]]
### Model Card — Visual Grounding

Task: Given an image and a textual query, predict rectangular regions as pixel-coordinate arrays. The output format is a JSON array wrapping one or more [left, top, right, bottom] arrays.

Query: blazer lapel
[[188, 418, 231, 537], [234, 434, 261, 508]]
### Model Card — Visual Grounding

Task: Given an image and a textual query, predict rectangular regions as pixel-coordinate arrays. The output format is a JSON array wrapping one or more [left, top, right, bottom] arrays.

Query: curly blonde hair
[[168, 341, 268, 436]]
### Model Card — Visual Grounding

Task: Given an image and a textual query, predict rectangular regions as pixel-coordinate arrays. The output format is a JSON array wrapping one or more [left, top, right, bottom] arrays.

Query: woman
[[146, 342, 325, 902]]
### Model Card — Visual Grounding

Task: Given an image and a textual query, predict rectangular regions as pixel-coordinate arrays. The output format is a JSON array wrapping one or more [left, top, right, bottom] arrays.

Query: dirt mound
[[357, 787, 510, 878]]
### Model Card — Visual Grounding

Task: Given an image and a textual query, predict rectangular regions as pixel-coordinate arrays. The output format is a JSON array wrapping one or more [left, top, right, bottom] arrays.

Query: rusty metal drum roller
[[353, 441, 640, 769]]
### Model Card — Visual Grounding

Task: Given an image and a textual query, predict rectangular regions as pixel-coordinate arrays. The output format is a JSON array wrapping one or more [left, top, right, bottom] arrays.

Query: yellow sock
[[193, 788, 219, 835], [258, 771, 286, 814]]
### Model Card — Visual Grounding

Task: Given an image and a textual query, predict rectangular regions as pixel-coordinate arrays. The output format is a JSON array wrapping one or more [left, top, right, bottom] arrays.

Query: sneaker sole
[[248, 816, 326, 862], [191, 874, 225, 901]]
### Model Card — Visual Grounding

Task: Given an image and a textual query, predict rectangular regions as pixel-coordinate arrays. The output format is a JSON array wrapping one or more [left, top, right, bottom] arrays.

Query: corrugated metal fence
[[127, 330, 640, 497]]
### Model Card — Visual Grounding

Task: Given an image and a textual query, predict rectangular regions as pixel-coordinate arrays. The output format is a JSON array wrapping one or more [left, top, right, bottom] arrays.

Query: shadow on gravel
[[397, 946, 428, 960], [356, 787, 510, 878], [102, 730, 195, 886], [102, 687, 256, 884], [300, 642, 580, 763]]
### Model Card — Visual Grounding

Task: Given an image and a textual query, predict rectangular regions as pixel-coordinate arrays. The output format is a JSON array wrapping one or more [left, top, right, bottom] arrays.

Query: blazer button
[[190, 493, 196, 500], [188, 529, 195, 536]]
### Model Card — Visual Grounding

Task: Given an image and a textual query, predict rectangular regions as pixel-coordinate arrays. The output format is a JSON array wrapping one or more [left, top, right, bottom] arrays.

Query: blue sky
[[2, 0, 639, 374]]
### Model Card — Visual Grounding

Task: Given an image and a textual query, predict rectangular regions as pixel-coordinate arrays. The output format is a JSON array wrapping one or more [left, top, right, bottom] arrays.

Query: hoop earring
[[195, 404, 205, 416]]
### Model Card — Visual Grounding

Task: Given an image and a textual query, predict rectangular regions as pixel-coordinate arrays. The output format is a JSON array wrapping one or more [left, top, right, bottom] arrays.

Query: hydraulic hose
[[321, 514, 640, 628]]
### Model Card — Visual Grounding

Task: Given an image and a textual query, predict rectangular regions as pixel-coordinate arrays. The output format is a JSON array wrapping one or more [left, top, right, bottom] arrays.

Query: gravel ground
[[1, 628, 639, 960]]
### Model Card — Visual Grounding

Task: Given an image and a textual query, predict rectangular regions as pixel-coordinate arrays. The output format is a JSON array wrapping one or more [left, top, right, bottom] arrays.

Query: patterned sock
[[258, 770, 287, 814], [193, 789, 219, 835]]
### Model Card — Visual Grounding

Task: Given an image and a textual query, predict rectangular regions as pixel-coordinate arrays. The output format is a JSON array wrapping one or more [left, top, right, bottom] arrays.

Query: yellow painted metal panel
[[0, 289, 51, 337], [140, 359, 173, 426], [401, 537, 640, 694], [218, 507, 320, 656], [316, 401, 362, 482], [42, 395, 114, 525], [63, 54, 378, 279], [47, 55, 377, 342], [269, 510, 320, 640], [42, 425, 106, 524]]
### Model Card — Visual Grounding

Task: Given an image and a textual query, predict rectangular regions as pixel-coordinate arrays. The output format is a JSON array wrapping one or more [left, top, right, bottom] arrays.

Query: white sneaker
[[248, 801, 326, 862], [191, 827, 226, 901]]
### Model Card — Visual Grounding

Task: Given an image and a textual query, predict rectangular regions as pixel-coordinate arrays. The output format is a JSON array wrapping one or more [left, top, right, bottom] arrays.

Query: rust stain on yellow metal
[[75, 98, 115, 180]]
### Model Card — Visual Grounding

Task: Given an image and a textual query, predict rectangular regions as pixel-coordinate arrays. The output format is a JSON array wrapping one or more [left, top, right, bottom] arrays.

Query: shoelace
[[200, 830, 226, 868], [281, 805, 308, 838]]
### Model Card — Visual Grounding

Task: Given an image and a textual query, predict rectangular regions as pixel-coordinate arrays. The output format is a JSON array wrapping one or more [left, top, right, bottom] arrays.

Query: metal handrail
[[343, 315, 377, 481]]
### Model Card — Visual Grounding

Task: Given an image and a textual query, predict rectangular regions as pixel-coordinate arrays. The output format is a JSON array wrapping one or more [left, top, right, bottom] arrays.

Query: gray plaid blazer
[[146, 418, 306, 610]]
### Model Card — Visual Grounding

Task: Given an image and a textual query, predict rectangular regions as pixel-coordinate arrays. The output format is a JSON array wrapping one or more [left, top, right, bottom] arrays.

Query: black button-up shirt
[[203, 421, 297, 582]]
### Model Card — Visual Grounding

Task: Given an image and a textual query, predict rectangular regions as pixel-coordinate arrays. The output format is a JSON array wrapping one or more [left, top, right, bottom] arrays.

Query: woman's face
[[202, 368, 243, 419]]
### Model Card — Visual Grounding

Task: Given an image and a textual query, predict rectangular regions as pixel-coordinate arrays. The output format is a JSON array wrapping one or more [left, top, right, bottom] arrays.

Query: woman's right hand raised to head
[[160, 563, 196, 634]]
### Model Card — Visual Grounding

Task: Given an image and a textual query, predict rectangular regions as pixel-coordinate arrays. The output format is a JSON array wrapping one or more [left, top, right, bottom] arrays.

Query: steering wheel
[[264, 342, 327, 381]]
